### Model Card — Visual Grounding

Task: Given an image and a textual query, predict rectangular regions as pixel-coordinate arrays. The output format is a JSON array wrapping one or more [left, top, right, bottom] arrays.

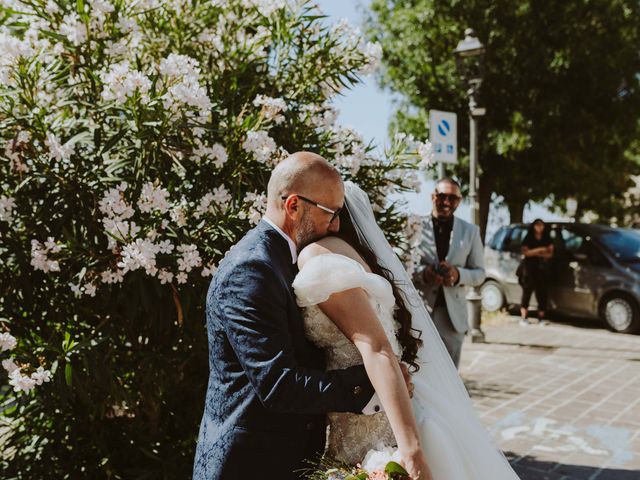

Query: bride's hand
[[402, 449, 433, 480]]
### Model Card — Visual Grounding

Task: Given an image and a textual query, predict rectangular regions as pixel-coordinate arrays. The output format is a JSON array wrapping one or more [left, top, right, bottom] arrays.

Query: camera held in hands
[[434, 262, 449, 277]]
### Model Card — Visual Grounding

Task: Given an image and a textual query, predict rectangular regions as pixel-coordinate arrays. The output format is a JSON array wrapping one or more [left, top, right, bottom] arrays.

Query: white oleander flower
[[100, 61, 152, 104], [193, 193, 214, 219], [242, 130, 277, 164], [300, 103, 339, 129], [157, 269, 174, 284], [100, 269, 125, 284], [118, 238, 160, 275], [0, 195, 17, 223], [170, 206, 187, 227], [99, 183, 135, 220], [240, 0, 290, 17], [44, 1, 60, 15], [138, 182, 170, 214], [2, 358, 19, 374], [102, 219, 141, 248], [4, 142, 28, 172], [30, 239, 61, 273], [16, 130, 31, 144], [45, 133, 75, 161], [157, 239, 175, 254], [238, 191, 267, 225], [159, 54, 211, 115], [175, 272, 188, 284], [0, 332, 17, 352], [253, 95, 288, 124], [31, 366, 52, 385], [60, 13, 88, 46], [417, 140, 434, 170], [191, 141, 228, 168], [69, 283, 82, 297], [201, 263, 218, 277], [177, 244, 202, 272], [9, 370, 37, 393], [115, 16, 138, 34], [84, 283, 97, 297], [212, 185, 232, 207], [359, 41, 383, 75]]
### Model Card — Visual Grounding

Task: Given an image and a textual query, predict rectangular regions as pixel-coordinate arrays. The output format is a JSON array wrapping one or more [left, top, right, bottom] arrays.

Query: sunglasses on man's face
[[434, 193, 461, 203], [281, 194, 343, 224]]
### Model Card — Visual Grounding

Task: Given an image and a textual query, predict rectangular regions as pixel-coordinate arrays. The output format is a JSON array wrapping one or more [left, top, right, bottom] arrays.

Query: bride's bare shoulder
[[298, 236, 369, 271]]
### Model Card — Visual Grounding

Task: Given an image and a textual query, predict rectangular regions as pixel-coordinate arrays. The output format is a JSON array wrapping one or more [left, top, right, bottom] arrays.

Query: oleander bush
[[0, 1, 430, 477]]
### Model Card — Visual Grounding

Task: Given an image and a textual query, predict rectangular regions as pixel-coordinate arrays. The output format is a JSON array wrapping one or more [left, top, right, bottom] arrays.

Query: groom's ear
[[283, 195, 301, 219]]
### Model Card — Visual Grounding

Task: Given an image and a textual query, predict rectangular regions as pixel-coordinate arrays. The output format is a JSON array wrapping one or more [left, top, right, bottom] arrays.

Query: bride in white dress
[[292, 182, 520, 479]]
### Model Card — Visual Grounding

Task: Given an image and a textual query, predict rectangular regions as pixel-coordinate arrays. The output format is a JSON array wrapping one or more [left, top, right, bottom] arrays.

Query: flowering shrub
[[0, 0, 431, 477]]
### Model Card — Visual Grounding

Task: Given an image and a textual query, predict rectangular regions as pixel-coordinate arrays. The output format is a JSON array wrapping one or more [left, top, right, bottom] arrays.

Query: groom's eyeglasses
[[281, 195, 343, 224]]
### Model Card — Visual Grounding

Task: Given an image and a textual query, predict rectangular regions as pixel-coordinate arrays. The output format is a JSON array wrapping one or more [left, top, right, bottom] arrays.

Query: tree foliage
[[366, 0, 640, 232]]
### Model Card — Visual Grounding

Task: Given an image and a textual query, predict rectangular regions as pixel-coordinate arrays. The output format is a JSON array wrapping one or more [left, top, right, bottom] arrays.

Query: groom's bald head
[[267, 152, 342, 208], [266, 152, 344, 249]]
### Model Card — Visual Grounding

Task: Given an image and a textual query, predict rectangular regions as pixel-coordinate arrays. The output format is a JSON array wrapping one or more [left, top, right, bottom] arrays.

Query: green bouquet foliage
[[0, 1, 430, 477]]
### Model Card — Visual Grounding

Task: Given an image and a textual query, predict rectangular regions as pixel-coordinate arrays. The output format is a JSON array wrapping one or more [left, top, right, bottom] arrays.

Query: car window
[[489, 227, 508, 250], [558, 228, 609, 266], [597, 229, 640, 263], [504, 226, 527, 253], [560, 228, 584, 253]]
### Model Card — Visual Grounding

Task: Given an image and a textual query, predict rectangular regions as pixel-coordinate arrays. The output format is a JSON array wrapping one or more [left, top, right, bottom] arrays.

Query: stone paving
[[460, 315, 640, 479]]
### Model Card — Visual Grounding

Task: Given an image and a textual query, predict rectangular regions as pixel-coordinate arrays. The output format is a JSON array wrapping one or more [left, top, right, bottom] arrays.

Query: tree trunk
[[508, 200, 526, 224]]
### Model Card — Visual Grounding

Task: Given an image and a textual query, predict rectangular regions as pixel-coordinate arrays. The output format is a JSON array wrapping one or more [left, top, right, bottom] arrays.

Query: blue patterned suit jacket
[[193, 220, 375, 480]]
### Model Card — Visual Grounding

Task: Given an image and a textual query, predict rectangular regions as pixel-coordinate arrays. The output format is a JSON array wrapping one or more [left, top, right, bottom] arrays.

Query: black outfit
[[520, 232, 552, 312], [432, 215, 454, 307]]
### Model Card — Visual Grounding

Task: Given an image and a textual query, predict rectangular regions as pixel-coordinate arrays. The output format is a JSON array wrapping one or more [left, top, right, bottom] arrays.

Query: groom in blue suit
[[193, 153, 383, 480]]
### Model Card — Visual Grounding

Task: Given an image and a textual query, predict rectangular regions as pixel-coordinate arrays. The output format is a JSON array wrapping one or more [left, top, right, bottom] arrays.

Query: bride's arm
[[318, 288, 430, 479], [298, 243, 431, 479]]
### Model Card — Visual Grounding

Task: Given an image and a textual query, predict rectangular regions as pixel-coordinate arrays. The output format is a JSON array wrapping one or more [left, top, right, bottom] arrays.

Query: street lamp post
[[454, 28, 486, 343]]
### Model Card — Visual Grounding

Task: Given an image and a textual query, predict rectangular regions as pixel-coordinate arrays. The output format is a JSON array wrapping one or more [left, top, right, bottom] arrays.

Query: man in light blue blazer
[[412, 178, 486, 367]]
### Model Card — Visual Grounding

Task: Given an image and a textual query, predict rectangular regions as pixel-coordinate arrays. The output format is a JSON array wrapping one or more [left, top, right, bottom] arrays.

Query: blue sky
[[315, 0, 567, 234]]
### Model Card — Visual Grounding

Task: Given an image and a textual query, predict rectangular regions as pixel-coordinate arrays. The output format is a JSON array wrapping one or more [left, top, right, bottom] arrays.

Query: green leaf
[[100, 128, 129, 155], [64, 363, 72, 387], [385, 461, 409, 476]]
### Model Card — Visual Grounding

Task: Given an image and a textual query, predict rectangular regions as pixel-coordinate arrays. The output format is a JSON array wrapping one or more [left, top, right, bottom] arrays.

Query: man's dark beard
[[295, 209, 323, 251]]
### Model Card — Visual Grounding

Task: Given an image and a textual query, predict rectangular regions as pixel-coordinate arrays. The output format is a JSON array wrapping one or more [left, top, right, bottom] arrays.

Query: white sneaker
[[519, 319, 531, 326]]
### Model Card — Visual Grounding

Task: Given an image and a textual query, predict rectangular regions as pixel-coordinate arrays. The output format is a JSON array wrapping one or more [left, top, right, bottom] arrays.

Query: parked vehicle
[[482, 223, 640, 333]]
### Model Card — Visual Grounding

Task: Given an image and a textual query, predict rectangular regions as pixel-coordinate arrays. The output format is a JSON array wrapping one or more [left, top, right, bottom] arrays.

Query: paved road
[[460, 315, 640, 480]]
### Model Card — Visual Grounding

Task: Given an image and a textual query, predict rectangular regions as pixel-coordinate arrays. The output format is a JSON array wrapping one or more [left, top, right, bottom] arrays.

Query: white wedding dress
[[291, 182, 521, 479], [294, 253, 398, 464]]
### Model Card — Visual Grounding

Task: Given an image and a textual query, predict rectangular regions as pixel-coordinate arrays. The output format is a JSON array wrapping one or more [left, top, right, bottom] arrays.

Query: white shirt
[[263, 216, 298, 264], [262, 217, 383, 415]]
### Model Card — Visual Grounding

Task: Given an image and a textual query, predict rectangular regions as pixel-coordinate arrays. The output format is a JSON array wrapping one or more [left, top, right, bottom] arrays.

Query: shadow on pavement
[[463, 379, 522, 401], [505, 452, 640, 480]]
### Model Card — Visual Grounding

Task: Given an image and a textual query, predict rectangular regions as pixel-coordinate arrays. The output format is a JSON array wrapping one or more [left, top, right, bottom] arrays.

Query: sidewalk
[[460, 316, 640, 480]]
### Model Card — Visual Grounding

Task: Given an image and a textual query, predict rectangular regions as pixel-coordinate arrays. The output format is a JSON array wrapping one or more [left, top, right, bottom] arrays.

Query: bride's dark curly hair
[[335, 206, 423, 371]]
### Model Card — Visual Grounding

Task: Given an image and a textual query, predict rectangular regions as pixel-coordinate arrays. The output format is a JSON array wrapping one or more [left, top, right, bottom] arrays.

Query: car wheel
[[481, 280, 505, 312], [600, 294, 640, 334]]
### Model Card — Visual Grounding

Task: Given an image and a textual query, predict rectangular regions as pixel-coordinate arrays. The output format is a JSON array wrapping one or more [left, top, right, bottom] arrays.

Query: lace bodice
[[292, 253, 402, 464]]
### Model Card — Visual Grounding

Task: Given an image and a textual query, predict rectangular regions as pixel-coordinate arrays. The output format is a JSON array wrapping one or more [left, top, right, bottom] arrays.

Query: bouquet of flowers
[[303, 447, 410, 480]]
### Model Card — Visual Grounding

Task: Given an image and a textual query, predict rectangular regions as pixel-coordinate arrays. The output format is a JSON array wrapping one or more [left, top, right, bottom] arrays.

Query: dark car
[[482, 223, 640, 333]]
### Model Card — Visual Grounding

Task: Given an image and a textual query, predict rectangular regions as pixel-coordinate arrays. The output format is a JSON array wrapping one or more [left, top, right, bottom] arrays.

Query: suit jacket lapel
[[423, 215, 439, 262], [259, 220, 298, 276], [446, 216, 462, 263]]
